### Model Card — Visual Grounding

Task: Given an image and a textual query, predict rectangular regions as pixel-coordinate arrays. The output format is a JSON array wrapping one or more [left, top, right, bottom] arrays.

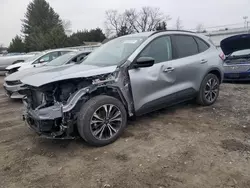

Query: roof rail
[[150, 29, 196, 36]]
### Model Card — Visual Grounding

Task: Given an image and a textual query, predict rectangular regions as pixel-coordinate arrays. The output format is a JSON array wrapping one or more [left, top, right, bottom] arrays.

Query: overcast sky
[[1, 0, 250, 46]]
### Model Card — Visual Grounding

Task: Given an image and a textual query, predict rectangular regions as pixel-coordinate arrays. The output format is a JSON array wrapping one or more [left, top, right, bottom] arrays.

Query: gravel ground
[[1, 76, 250, 188]]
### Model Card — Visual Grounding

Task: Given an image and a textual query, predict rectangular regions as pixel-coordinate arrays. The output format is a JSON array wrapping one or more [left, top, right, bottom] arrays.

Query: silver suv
[[22, 31, 223, 146]]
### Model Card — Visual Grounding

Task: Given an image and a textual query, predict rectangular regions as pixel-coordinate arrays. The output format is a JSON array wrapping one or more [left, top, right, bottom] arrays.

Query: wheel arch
[[73, 86, 130, 115], [89, 86, 128, 110], [205, 67, 223, 84], [196, 67, 223, 92]]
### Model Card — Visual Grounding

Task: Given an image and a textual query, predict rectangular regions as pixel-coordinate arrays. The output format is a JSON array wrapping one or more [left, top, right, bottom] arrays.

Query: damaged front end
[[23, 67, 134, 139]]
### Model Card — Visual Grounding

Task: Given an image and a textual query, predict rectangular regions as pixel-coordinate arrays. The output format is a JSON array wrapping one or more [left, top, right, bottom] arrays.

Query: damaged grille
[[26, 88, 55, 110], [29, 90, 45, 109]]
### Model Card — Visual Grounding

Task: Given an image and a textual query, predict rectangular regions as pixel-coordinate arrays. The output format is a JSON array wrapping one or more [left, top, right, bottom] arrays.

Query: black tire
[[77, 95, 127, 147], [196, 73, 220, 106]]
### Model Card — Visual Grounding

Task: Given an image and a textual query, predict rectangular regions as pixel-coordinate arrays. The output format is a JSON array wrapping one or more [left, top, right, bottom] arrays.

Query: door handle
[[200, 59, 208, 64], [163, 67, 175, 73]]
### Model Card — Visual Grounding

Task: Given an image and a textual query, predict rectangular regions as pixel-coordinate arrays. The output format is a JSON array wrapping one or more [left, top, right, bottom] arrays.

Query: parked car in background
[[5, 49, 75, 75], [3, 53, 26, 56], [22, 30, 223, 146], [4, 50, 92, 99], [26, 51, 41, 56], [0, 53, 38, 71], [221, 34, 250, 81]]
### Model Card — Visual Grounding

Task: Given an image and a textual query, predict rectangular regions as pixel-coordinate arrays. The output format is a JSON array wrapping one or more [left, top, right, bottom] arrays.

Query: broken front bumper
[[23, 100, 75, 139], [23, 87, 90, 139]]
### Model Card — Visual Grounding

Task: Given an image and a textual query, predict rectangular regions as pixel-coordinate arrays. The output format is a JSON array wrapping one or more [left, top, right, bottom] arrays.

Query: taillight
[[219, 53, 225, 61]]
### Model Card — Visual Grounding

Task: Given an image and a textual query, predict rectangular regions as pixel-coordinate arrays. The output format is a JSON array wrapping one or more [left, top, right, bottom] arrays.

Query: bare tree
[[105, 10, 121, 36], [104, 10, 133, 37], [175, 17, 183, 30], [105, 7, 171, 36], [126, 7, 171, 32], [124, 9, 140, 33], [196, 23, 205, 33], [63, 20, 72, 36]]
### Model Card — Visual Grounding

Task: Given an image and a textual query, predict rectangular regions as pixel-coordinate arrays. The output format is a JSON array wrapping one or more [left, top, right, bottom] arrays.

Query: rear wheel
[[196, 74, 220, 106], [77, 95, 127, 146]]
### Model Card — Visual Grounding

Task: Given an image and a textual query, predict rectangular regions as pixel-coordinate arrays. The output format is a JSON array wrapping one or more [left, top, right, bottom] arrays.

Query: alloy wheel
[[90, 104, 122, 140], [204, 78, 219, 102]]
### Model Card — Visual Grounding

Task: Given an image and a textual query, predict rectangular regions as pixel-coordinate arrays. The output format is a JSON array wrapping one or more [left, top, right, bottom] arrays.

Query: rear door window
[[76, 53, 89, 62], [172, 35, 199, 58], [68, 53, 89, 64]]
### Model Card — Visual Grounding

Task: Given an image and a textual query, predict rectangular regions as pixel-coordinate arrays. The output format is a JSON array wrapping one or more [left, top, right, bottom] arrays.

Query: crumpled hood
[[5, 65, 71, 82], [21, 64, 118, 87], [220, 34, 250, 55]]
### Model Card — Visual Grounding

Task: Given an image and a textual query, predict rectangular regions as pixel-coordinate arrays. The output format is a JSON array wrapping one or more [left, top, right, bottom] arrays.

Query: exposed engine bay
[[22, 67, 134, 139]]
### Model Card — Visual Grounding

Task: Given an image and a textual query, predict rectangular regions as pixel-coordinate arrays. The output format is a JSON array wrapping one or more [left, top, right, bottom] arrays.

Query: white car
[[5, 49, 75, 75], [4, 50, 92, 99], [0, 52, 39, 71]]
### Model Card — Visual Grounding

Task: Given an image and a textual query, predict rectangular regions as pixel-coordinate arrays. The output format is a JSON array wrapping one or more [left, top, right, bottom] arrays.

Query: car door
[[128, 35, 175, 115], [169, 34, 209, 101]]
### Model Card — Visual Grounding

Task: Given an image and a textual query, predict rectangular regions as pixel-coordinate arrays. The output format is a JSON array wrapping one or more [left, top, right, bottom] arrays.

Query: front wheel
[[77, 95, 127, 146], [196, 74, 220, 106]]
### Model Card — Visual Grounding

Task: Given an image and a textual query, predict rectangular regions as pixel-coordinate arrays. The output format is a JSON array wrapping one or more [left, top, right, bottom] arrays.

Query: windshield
[[24, 52, 43, 62], [83, 36, 146, 67], [231, 49, 250, 57], [46, 52, 77, 66]]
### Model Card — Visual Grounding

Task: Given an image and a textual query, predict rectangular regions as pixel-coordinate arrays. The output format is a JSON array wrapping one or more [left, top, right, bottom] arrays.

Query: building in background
[[205, 27, 250, 47]]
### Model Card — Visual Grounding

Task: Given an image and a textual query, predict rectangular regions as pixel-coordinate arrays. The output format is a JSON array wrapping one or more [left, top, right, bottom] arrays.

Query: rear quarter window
[[60, 51, 72, 55], [194, 37, 210, 52]]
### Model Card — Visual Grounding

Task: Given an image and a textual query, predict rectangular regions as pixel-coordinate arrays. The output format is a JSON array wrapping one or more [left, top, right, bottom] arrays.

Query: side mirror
[[39, 58, 46, 63], [133, 57, 155, 68]]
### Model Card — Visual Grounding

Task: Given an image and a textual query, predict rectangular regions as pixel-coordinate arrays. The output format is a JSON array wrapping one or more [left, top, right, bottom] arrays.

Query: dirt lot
[[1, 76, 250, 188]]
